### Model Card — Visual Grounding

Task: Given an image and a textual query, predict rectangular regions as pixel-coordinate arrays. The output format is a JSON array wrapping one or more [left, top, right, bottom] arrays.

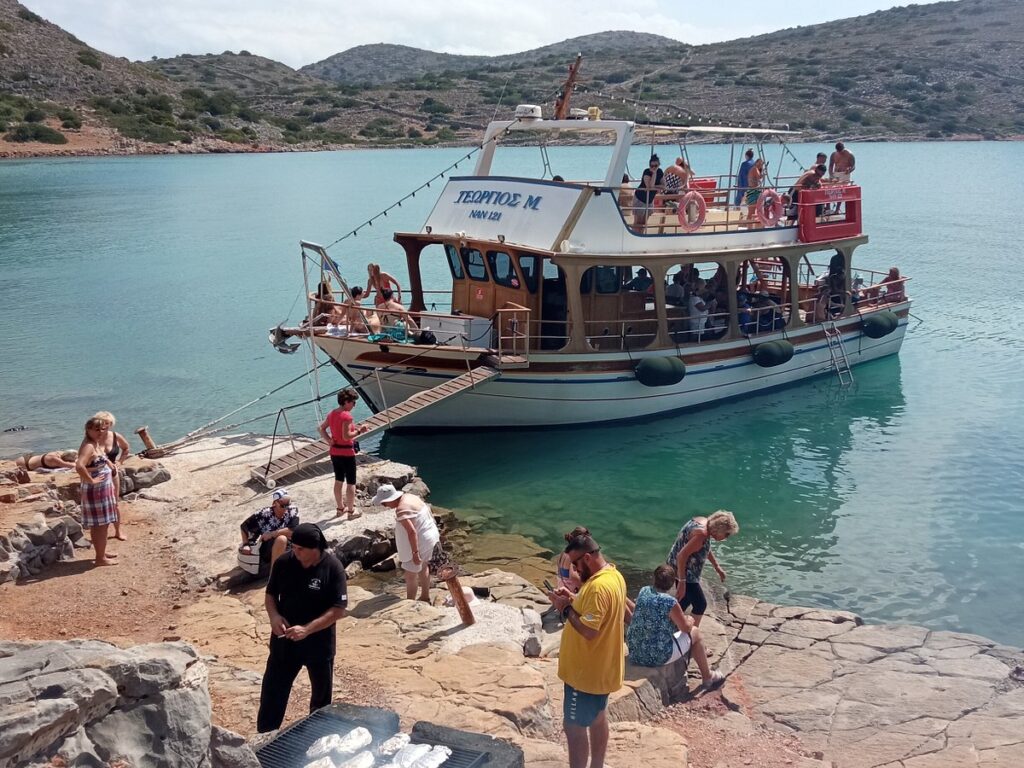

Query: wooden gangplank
[[250, 366, 500, 488]]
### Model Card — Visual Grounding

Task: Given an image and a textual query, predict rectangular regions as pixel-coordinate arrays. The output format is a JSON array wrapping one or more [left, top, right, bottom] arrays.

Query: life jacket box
[[418, 314, 494, 347], [238, 542, 262, 575]]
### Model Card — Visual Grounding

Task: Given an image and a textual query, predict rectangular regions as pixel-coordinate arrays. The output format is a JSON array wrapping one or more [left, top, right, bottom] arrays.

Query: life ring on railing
[[677, 190, 706, 233], [368, 263, 403, 305], [756, 189, 784, 227]]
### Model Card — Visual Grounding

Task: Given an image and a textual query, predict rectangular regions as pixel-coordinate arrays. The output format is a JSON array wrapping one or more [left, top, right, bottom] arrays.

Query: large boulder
[[0, 640, 250, 768]]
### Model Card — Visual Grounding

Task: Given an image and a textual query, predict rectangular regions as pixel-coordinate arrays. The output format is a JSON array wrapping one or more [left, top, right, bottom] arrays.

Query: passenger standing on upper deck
[[633, 155, 664, 233], [663, 157, 692, 207], [734, 149, 755, 206], [744, 158, 765, 223], [829, 142, 856, 183]]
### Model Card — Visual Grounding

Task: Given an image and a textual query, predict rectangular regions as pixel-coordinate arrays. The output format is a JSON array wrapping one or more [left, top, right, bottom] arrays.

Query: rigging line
[[321, 128, 509, 252], [172, 359, 334, 444], [491, 74, 513, 122]]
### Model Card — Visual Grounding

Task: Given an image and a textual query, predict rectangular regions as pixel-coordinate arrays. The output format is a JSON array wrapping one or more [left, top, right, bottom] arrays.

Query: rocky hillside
[[1, 0, 1023, 154], [301, 31, 682, 85]]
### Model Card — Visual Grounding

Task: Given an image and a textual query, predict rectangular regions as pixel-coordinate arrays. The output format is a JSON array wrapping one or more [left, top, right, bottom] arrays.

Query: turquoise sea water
[[1, 142, 1022, 645]]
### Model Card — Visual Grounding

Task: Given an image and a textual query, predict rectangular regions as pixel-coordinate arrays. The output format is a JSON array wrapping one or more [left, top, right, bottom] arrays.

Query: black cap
[[291, 523, 327, 550]]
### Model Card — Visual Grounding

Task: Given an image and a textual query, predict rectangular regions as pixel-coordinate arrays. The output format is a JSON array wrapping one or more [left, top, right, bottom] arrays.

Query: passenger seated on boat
[[377, 288, 418, 336], [872, 267, 904, 304], [687, 280, 715, 340], [343, 286, 373, 334], [753, 291, 785, 332], [662, 157, 693, 208], [312, 281, 337, 325], [666, 272, 688, 306], [626, 268, 654, 292], [633, 155, 664, 233], [737, 292, 755, 335], [850, 276, 866, 306]]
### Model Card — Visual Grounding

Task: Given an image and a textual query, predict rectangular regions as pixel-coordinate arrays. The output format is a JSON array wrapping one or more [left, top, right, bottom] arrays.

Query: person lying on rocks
[[625, 565, 725, 692], [240, 488, 299, 569], [15, 450, 77, 482]]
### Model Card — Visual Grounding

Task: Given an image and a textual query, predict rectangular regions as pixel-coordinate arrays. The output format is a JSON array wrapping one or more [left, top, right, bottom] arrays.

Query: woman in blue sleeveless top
[[665, 510, 739, 625]]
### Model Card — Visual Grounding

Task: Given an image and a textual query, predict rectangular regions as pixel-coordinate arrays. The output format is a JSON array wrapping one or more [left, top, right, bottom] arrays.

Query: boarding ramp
[[250, 366, 500, 488]]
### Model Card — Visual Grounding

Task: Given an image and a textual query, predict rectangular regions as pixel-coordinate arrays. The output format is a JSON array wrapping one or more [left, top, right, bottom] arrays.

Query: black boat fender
[[862, 311, 899, 339], [753, 339, 795, 368], [635, 357, 686, 387]]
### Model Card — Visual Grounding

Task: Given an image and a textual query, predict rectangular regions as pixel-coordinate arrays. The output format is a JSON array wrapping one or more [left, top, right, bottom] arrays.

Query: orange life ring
[[756, 189, 784, 227], [677, 190, 706, 233]]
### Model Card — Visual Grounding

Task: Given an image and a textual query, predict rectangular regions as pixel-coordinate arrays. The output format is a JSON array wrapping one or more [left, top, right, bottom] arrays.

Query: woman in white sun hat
[[372, 483, 440, 602]]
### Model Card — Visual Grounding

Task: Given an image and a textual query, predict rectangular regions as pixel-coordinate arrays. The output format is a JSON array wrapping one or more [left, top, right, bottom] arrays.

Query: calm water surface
[[1, 142, 1022, 645]]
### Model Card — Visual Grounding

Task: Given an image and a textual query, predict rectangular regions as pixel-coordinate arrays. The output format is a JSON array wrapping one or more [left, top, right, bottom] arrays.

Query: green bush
[[77, 50, 103, 70], [201, 116, 221, 130], [420, 97, 453, 115], [5, 123, 67, 144], [435, 127, 457, 141], [11, 71, 29, 82], [23, 108, 45, 122], [407, 127, 422, 138], [59, 109, 82, 129], [236, 106, 260, 122], [17, 7, 43, 22]]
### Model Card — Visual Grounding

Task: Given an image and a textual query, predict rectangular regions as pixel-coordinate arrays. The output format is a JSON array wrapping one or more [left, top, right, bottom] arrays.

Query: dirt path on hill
[[0, 500, 187, 645]]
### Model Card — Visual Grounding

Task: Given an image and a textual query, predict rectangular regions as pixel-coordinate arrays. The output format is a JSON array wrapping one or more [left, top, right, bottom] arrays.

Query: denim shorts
[[563, 683, 609, 728]]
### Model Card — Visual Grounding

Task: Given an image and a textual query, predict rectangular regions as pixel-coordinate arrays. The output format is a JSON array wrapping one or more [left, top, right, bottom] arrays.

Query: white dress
[[394, 496, 440, 573]]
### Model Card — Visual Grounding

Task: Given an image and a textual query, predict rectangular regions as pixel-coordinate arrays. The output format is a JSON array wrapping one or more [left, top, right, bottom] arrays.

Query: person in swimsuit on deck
[[665, 510, 739, 626], [75, 416, 120, 567], [93, 411, 130, 541], [556, 526, 589, 593], [744, 158, 766, 225]]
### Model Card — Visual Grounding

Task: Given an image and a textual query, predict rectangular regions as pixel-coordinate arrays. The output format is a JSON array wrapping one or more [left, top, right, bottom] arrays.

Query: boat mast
[[553, 54, 583, 120]]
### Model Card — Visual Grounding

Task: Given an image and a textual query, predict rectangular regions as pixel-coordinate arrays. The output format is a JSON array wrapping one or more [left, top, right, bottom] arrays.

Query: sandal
[[347, 509, 363, 520], [335, 507, 346, 517], [701, 670, 726, 692]]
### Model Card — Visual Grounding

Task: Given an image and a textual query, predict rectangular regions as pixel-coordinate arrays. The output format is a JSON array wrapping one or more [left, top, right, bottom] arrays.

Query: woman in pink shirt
[[318, 388, 366, 519]]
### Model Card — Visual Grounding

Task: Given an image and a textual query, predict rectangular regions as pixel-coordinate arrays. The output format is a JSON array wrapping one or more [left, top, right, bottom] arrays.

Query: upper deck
[[420, 116, 863, 257]]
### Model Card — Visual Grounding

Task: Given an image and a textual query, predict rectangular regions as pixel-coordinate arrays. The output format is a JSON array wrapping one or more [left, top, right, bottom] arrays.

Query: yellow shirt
[[557, 564, 627, 695]]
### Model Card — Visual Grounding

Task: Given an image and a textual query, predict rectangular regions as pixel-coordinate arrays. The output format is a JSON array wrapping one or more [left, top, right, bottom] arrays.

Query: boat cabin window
[[580, 266, 624, 295], [737, 257, 791, 336], [461, 248, 488, 281], [487, 250, 520, 289], [517, 255, 539, 294], [665, 261, 730, 344], [580, 263, 658, 350], [444, 244, 465, 279]]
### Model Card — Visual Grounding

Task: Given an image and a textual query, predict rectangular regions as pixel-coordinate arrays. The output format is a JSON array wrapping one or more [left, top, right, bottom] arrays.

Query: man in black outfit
[[256, 523, 348, 732]]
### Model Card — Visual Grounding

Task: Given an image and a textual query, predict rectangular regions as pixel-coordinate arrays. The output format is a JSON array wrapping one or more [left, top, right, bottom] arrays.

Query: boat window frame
[[486, 250, 520, 289], [444, 244, 465, 280], [517, 254, 540, 294], [580, 265, 623, 295], [460, 247, 489, 282]]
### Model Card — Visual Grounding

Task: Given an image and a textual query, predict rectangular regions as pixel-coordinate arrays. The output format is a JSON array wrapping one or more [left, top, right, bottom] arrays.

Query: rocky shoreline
[[2, 435, 1022, 767]]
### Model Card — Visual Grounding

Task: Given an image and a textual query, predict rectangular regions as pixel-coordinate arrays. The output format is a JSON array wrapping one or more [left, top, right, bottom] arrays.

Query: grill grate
[[255, 709, 488, 768]]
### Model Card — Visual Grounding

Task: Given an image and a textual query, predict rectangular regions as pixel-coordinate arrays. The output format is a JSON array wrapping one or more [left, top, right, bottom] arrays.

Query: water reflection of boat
[[383, 358, 906, 574], [278, 62, 911, 431]]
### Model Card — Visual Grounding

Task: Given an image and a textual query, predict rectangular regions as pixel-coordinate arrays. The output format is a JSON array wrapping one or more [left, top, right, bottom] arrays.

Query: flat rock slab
[[716, 594, 1024, 768]]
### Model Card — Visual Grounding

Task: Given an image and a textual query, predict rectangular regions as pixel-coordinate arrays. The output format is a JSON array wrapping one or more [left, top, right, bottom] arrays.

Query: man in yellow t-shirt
[[548, 534, 626, 768]]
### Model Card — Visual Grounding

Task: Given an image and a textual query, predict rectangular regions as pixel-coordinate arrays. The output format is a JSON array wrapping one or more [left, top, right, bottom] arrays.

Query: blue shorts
[[563, 683, 609, 728]]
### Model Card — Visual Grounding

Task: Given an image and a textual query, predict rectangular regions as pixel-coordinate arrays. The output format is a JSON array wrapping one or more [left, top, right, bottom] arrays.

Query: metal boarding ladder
[[250, 366, 501, 488], [823, 322, 854, 386]]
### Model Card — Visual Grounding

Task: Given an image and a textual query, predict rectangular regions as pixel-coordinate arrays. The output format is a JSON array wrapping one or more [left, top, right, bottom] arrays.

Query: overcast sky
[[27, 0, 944, 68]]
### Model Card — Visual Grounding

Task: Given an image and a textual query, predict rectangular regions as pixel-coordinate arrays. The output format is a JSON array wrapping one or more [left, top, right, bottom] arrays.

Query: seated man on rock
[[625, 565, 725, 691], [240, 488, 299, 569]]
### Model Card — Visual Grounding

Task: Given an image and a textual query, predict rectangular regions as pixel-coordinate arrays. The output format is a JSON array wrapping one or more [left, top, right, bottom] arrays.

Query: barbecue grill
[[255, 704, 522, 768]]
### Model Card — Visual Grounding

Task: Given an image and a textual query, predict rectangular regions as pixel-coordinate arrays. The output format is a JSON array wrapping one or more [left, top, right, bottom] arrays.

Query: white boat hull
[[312, 312, 908, 429]]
